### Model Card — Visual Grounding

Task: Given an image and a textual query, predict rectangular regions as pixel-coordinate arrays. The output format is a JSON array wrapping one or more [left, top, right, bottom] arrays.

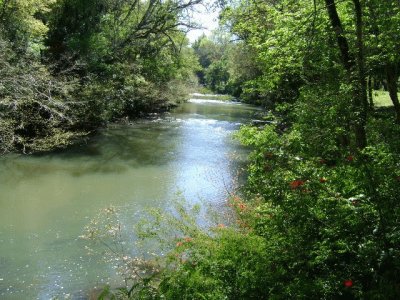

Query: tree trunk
[[367, 76, 374, 109], [385, 64, 400, 123], [353, 0, 368, 149], [324, 0, 367, 149], [324, 0, 353, 70]]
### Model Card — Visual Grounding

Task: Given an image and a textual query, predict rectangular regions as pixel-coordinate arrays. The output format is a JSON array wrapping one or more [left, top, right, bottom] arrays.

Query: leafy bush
[[160, 229, 269, 300]]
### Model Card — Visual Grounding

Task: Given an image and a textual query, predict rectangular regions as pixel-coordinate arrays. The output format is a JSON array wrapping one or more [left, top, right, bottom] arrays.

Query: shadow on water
[[54, 121, 182, 165], [0, 121, 184, 181]]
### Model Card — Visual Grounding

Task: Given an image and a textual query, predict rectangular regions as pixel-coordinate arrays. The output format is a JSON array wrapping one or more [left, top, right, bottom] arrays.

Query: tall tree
[[324, 0, 367, 149]]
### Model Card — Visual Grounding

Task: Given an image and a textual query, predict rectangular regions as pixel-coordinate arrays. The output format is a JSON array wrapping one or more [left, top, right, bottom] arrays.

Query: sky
[[185, 4, 220, 43]]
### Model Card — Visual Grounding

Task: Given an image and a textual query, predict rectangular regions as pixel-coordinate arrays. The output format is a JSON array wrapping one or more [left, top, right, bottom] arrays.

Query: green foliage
[[220, 0, 400, 120], [192, 33, 230, 91], [45, 0, 106, 65], [293, 82, 354, 158], [0, 0, 54, 53], [365, 1, 400, 68], [160, 229, 269, 300], [192, 31, 260, 97], [78, 44, 199, 121], [220, 0, 314, 105], [44, 0, 200, 120], [204, 60, 230, 93]]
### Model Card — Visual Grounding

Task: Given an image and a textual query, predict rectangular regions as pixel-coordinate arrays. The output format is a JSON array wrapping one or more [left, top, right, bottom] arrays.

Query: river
[[0, 98, 260, 299]]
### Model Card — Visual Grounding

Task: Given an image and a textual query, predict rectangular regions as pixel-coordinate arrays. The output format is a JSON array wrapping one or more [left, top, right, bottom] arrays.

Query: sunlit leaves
[[0, 0, 56, 53]]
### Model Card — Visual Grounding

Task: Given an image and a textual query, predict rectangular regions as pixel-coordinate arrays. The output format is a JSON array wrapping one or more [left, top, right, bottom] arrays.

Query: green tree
[[0, 0, 54, 53]]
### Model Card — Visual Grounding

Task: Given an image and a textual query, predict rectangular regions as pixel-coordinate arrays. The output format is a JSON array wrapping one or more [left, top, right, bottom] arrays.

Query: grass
[[373, 90, 398, 107]]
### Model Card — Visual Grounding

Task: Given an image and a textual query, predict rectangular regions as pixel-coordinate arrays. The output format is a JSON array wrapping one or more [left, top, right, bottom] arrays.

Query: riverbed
[[0, 98, 260, 299]]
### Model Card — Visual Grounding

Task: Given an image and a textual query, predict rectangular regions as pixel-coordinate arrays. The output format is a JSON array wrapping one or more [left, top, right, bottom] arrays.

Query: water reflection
[[0, 99, 260, 299]]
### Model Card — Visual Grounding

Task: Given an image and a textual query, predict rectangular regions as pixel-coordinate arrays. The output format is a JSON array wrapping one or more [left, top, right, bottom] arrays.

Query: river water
[[0, 99, 260, 299]]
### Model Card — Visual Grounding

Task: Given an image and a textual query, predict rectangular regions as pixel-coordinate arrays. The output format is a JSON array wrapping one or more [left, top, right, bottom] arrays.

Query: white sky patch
[[186, 4, 220, 43]]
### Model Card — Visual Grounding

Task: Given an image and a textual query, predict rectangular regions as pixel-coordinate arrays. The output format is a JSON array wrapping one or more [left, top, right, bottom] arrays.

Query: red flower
[[184, 237, 192, 243], [343, 279, 353, 287], [238, 203, 246, 210], [346, 155, 354, 162], [319, 178, 328, 183], [217, 223, 225, 228], [290, 180, 305, 189], [176, 241, 183, 247]]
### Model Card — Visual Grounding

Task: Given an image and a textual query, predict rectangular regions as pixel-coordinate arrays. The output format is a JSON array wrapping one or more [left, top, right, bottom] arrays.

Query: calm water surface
[[0, 99, 260, 299]]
